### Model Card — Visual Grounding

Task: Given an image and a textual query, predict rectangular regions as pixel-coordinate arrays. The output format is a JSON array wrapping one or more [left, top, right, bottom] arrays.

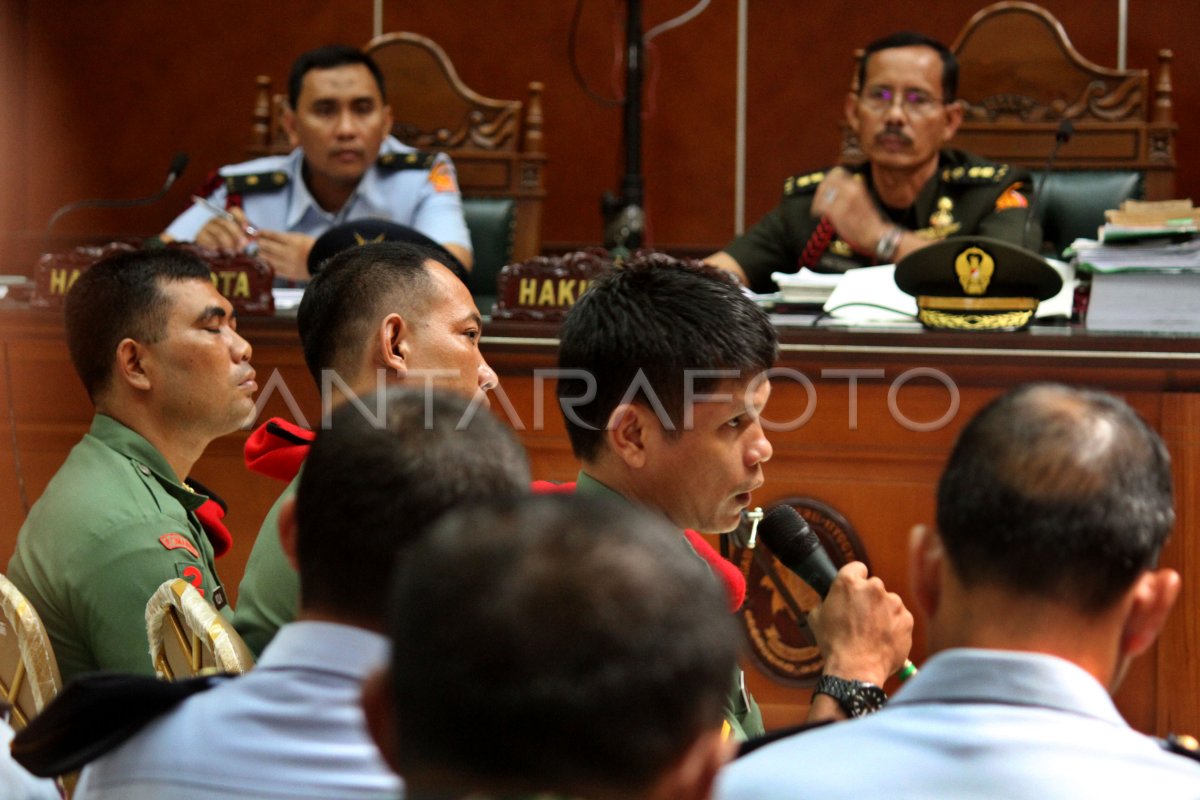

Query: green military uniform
[[574, 471, 765, 741], [232, 475, 300, 656], [725, 148, 1038, 294], [7, 415, 228, 682]]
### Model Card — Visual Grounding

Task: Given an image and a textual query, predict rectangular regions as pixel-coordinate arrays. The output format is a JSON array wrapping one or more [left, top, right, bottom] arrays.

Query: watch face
[[849, 683, 888, 716]]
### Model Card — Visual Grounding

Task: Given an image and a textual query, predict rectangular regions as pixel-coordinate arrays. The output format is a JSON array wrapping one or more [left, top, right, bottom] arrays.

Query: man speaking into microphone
[[706, 32, 1038, 293], [718, 384, 1200, 798]]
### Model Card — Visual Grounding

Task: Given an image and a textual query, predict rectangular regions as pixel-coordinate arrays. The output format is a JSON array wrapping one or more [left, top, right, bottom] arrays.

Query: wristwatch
[[814, 674, 888, 717]]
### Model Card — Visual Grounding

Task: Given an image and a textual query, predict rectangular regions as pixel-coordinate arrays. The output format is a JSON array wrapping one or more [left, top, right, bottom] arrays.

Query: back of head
[[860, 31, 958, 101], [387, 493, 739, 797], [65, 248, 212, 402], [937, 383, 1174, 612], [288, 44, 386, 108], [295, 388, 530, 622], [557, 253, 777, 461], [297, 242, 461, 386]]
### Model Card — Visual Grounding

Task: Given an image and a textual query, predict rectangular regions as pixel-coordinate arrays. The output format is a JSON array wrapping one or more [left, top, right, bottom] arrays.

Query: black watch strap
[[814, 674, 888, 717]]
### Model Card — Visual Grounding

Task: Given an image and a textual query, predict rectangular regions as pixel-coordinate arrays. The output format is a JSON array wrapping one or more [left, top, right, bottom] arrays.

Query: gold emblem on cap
[[352, 231, 388, 246], [955, 246, 994, 295]]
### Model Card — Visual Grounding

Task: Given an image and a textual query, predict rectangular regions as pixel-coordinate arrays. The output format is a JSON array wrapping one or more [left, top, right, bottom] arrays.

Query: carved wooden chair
[[145, 579, 255, 680], [843, 1, 1177, 255], [0, 574, 61, 731], [250, 33, 546, 299]]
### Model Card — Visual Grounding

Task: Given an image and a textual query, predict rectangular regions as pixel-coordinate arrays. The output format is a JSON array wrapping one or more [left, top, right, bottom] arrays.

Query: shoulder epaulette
[[1161, 733, 1200, 764], [224, 170, 289, 195], [784, 171, 827, 197], [941, 163, 1013, 185], [378, 150, 437, 171]]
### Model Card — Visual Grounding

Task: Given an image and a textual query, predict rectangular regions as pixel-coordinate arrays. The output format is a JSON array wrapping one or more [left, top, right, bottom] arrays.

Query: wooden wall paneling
[[0, 340, 25, 566], [1155, 392, 1200, 738], [3, 1, 1197, 261]]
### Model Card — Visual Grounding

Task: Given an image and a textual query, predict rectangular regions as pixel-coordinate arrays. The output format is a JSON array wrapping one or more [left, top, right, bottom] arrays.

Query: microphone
[[1021, 119, 1074, 252], [46, 152, 190, 231], [759, 504, 917, 680], [758, 505, 838, 596]]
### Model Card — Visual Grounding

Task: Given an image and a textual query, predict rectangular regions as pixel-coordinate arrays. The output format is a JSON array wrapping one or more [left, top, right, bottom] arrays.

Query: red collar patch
[[159, 533, 199, 559]]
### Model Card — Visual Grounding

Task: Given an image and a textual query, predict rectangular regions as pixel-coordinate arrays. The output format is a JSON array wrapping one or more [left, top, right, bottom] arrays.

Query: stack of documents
[[1100, 199, 1200, 242], [770, 268, 842, 305], [1070, 237, 1200, 273], [1065, 199, 1200, 332]]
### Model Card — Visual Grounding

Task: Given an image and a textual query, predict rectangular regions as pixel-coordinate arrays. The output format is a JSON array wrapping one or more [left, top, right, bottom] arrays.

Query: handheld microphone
[[758, 505, 838, 596], [1021, 119, 1074, 252], [759, 504, 917, 680], [46, 152, 190, 231]]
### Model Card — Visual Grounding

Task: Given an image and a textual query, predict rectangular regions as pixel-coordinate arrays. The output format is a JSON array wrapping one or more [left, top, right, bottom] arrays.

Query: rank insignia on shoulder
[[1162, 733, 1200, 763], [428, 160, 459, 193], [159, 533, 199, 559], [941, 163, 1011, 185], [225, 171, 288, 195], [378, 150, 437, 171], [994, 182, 1030, 210], [784, 171, 826, 196]]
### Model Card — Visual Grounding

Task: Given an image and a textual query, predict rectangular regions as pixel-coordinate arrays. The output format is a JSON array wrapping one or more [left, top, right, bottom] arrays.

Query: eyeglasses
[[859, 86, 944, 116]]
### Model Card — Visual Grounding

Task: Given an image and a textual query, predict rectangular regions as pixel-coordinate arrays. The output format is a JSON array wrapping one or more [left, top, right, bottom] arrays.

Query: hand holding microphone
[[759, 505, 916, 686]]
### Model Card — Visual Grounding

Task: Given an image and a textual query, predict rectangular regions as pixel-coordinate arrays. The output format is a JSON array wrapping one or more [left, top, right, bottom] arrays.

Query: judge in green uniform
[[708, 32, 1038, 294]]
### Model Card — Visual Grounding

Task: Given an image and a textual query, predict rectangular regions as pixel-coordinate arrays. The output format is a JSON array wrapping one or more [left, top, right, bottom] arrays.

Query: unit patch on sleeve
[[159, 533, 199, 559]]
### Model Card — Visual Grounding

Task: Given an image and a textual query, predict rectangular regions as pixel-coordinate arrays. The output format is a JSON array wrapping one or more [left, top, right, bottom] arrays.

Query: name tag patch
[[159, 533, 199, 559]]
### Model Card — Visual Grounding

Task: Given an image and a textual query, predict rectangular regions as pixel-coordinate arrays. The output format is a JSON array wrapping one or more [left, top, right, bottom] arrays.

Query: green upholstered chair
[[1031, 170, 1144, 257]]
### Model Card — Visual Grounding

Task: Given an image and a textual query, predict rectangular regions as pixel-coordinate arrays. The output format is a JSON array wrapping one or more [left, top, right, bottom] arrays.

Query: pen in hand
[[191, 195, 260, 238]]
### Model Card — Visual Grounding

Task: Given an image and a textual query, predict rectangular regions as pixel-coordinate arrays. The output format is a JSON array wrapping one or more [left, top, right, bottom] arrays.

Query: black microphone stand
[[601, 0, 646, 258], [45, 153, 189, 233], [1022, 121, 1074, 252]]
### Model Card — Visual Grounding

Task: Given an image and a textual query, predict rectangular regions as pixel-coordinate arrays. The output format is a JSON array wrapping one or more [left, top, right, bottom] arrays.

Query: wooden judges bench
[[1, 306, 1198, 737]]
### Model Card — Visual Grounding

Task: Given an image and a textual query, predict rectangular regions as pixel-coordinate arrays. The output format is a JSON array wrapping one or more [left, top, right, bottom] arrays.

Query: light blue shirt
[[166, 136, 472, 253], [718, 648, 1200, 799], [0, 718, 60, 800], [74, 621, 401, 800]]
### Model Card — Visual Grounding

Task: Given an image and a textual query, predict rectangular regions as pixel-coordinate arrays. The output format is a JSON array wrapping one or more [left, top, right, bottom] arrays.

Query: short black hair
[[387, 493, 738, 795], [557, 253, 778, 461], [288, 45, 387, 109], [297, 242, 463, 387], [937, 383, 1175, 612], [295, 388, 530, 621], [65, 248, 212, 402], [859, 31, 958, 102]]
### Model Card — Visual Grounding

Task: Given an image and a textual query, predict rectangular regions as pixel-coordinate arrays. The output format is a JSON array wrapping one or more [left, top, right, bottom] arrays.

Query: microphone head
[[168, 152, 190, 179], [1055, 119, 1074, 144], [759, 505, 822, 563]]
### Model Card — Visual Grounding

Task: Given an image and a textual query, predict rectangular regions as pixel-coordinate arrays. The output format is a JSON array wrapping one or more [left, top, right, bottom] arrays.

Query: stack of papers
[[1070, 237, 1200, 273], [1102, 199, 1200, 238], [770, 268, 842, 305]]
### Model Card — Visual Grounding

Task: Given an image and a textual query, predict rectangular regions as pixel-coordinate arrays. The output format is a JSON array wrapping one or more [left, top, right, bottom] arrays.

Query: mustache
[[876, 127, 913, 146]]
